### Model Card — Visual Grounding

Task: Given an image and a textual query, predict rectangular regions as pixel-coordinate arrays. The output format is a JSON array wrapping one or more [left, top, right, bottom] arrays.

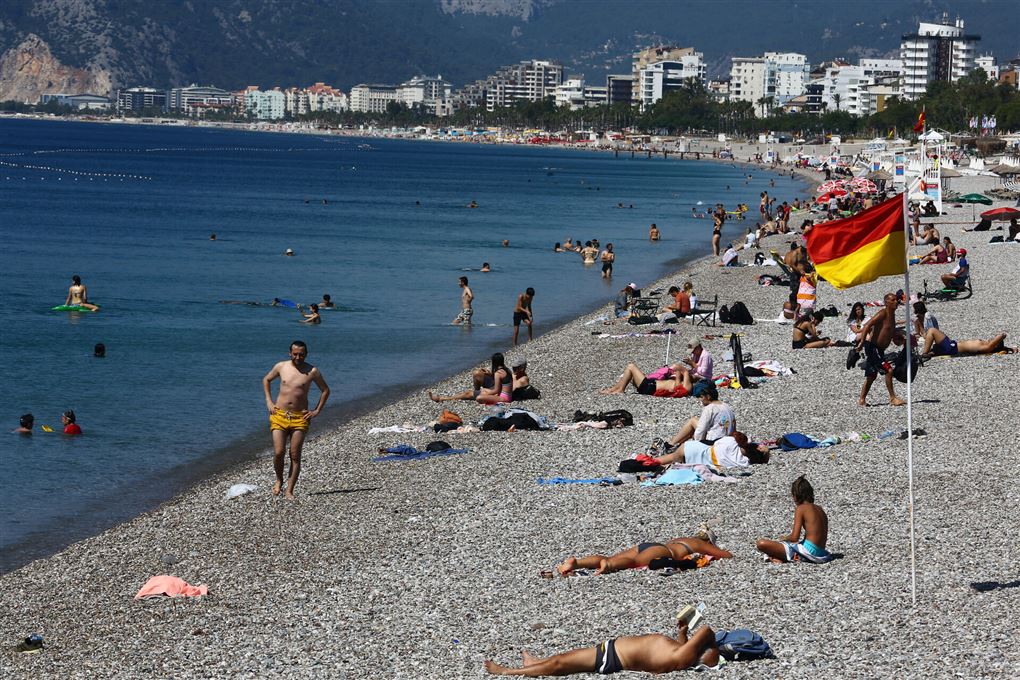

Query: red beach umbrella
[[815, 189, 848, 203], [817, 179, 846, 193], [979, 207, 1020, 220]]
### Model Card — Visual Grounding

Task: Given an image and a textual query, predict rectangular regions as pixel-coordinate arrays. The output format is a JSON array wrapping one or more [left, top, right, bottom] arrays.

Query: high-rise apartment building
[[396, 75, 452, 115], [729, 52, 808, 116], [636, 54, 706, 111], [117, 87, 168, 113], [631, 46, 700, 103], [349, 84, 399, 113], [900, 16, 980, 99]]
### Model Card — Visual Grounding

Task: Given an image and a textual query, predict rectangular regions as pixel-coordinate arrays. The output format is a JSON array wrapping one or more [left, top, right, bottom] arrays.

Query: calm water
[[0, 118, 803, 570]]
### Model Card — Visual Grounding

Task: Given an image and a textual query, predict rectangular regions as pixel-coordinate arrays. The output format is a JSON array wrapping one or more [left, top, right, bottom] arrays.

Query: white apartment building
[[859, 58, 903, 79], [396, 75, 452, 115], [729, 52, 807, 116], [555, 78, 586, 109], [284, 88, 309, 117], [900, 16, 980, 99], [349, 84, 399, 113], [975, 55, 998, 79], [305, 83, 348, 113], [858, 76, 902, 117], [245, 88, 285, 119], [637, 55, 706, 111], [631, 46, 701, 103], [168, 85, 234, 115]]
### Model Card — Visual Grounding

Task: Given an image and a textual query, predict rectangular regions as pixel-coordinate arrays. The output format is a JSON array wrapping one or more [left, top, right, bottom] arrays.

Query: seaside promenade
[[2, 167, 1018, 677]]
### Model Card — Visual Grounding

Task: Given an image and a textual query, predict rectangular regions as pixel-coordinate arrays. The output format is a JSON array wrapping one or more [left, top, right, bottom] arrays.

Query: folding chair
[[689, 294, 718, 327]]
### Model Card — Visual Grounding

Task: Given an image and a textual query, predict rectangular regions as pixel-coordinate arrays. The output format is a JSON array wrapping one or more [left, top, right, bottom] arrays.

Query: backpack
[[597, 409, 634, 428], [892, 348, 921, 384], [512, 385, 541, 401], [721, 301, 754, 325], [715, 629, 774, 661], [778, 432, 817, 451]]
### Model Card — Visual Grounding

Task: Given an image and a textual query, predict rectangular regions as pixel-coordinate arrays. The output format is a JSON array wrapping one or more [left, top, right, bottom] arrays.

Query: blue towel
[[537, 477, 622, 486], [640, 468, 703, 487], [372, 445, 469, 462]]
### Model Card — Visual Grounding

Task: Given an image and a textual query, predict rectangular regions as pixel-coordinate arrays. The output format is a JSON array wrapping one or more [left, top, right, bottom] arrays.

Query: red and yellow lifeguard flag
[[913, 110, 926, 132], [805, 194, 906, 289]]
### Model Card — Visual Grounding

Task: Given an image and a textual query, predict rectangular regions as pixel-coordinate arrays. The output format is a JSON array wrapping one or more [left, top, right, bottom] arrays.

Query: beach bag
[[715, 629, 774, 661], [438, 409, 462, 426], [628, 314, 658, 325], [512, 385, 541, 401], [892, 348, 921, 384], [989, 235, 1004, 243], [778, 432, 817, 451], [573, 410, 599, 423], [598, 409, 633, 428], [721, 301, 753, 325], [424, 441, 452, 452]]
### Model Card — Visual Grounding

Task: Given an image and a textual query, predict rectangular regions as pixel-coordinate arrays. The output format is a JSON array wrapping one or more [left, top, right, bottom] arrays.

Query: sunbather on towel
[[756, 476, 832, 564], [920, 327, 1012, 358], [599, 362, 693, 398], [485, 622, 721, 675], [653, 432, 769, 468], [556, 537, 732, 577]]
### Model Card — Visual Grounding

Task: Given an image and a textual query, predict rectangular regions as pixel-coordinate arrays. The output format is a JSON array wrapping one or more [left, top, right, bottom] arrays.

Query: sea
[[0, 117, 806, 571]]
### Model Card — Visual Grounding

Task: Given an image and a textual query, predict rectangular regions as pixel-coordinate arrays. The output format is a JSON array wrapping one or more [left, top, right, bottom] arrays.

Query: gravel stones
[[1, 175, 1018, 678]]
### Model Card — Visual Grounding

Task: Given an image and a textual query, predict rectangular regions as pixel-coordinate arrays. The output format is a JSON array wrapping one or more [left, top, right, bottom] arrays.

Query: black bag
[[892, 348, 921, 384], [989, 235, 1004, 243], [628, 315, 658, 325], [424, 441, 452, 452], [723, 301, 754, 325], [573, 409, 599, 422], [846, 346, 861, 370], [730, 333, 752, 389], [481, 412, 544, 431], [512, 385, 541, 401], [618, 459, 663, 474], [597, 409, 634, 428]]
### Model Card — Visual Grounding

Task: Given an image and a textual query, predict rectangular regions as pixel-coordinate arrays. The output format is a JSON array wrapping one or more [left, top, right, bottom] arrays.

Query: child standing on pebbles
[[756, 476, 833, 564]]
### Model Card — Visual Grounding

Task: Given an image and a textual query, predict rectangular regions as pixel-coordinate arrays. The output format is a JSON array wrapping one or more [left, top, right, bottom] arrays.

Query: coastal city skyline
[[8, 10, 1020, 123]]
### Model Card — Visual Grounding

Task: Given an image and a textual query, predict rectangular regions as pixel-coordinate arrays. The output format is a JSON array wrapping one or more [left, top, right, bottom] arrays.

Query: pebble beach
[[2, 170, 1019, 678]]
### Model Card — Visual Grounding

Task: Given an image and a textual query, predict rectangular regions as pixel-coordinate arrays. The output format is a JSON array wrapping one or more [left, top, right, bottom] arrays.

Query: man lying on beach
[[920, 327, 1012, 358], [856, 293, 906, 407], [599, 362, 693, 398], [555, 536, 732, 577], [653, 431, 769, 468], [262, 341, 331, 498], [484, 622, 722, 675]]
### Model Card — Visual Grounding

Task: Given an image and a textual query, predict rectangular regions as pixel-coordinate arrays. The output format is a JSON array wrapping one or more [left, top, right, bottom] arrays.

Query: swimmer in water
[[285, 248, 295, 256], [94, 343, 106, 358], [469, 200, 478, 209], [318, 294, 336, 309], [64, 275, 99, 311], [481, 262, 491, 272], [649, 224, 660, 241], [299, 303, 321, 324], [209, 233, 217, 240], [502, 239, 509, 247]]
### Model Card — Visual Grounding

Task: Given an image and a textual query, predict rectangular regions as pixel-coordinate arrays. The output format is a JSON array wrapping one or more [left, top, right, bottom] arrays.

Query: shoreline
[[1, 122, 812, 573], [2, 168, 1018, 676]]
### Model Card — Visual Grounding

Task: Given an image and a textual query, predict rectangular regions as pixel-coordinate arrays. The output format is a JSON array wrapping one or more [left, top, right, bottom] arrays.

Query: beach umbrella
[[817, 179, 846, 193], [815, 189, 848, 203], [940, 168, 962, 178], [990, 164, 1020, 176], [979, 207, 1020, 220], [849, 178, 878, 193], [957, 193, 993, 205], [866, 169, 893, 181], [909, 191, 929, 202]]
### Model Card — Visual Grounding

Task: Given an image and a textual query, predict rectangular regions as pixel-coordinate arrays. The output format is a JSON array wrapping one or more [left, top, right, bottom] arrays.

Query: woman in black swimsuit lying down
[[556, 537, 732, 576]]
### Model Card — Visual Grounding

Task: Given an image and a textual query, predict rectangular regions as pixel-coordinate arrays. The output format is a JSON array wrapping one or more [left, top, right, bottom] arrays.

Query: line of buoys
[[0, 160, 151, 180]]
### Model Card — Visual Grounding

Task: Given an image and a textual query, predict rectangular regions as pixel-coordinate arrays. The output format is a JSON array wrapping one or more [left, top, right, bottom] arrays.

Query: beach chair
[[768, 250, 795, 285], [922, 273, 973, 302], [628, 292, 662, 325], [689, 295, 718, 327]]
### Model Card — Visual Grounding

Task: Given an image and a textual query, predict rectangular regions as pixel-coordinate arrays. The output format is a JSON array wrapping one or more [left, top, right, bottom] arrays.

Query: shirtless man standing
[[856, 292, 906, 407], [64, 275, 99, 311], [484, 622, 721, 675], [513, 288, 535, 346], [452, 276, 474, 325], [262, 341, 331, 497]]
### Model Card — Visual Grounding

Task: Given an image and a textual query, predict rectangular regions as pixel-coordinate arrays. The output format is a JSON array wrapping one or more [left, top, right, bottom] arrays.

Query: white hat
[[285, 248, 294, 254], [627, 282, 638, 290]]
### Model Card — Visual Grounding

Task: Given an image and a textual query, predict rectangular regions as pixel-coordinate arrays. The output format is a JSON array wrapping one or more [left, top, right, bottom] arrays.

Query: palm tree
[[832, 93, 842, 112]]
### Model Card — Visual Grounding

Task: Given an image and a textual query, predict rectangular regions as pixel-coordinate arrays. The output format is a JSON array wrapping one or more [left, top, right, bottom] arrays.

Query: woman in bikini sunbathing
[[555, 537, 732, 576]]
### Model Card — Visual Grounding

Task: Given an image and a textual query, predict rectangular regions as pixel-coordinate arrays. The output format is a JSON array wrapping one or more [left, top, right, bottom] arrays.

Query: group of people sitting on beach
[[429, 353, 533, 405]]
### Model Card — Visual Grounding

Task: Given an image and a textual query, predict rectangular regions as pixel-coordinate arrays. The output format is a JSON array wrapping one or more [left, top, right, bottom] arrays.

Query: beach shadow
[[913, 398, 941, 404], [971, 579, 1020, 593], [309, 486, 381, 496]]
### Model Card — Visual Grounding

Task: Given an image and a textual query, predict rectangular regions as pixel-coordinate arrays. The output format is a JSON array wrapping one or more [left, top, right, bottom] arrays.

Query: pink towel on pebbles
[[135, 575, 208, 599]]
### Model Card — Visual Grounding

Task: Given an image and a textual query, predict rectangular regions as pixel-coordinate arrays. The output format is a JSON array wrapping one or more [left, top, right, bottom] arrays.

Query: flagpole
[[902, 184, 918, 606]]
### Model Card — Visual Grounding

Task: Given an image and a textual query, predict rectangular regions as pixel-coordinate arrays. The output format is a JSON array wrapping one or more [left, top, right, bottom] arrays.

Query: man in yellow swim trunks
[[262, 340, 331, 498]]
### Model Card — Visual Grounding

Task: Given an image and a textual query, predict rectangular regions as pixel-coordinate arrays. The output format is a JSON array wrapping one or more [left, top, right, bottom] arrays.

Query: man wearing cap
[[614, 284, 638, 318], [683, 339, 713, 381]]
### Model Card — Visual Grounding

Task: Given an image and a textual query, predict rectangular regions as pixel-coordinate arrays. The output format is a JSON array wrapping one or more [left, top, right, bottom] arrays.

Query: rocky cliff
[[0, 34, 110, 102]]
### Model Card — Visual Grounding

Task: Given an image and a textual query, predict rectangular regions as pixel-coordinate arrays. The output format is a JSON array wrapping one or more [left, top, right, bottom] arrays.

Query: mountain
[[0, 0, 1016, 101]]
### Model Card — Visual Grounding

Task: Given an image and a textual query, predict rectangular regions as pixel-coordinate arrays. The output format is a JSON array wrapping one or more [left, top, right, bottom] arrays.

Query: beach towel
[[135, 575, 208, 600], [778, 433, 818, 451], [537, 477, 622, 486], [225, 483, 258, 499], [367, 425, 425, 434], [640, 468, 703, 486], [372, 444, 470, 462]]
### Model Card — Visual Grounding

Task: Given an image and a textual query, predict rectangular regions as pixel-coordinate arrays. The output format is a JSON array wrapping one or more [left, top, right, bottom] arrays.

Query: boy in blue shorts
[[756, 476, 832, 564]]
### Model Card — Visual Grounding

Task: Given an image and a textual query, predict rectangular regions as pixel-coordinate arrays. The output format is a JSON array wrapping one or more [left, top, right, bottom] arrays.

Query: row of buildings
[[36, 16, 1019, 121]]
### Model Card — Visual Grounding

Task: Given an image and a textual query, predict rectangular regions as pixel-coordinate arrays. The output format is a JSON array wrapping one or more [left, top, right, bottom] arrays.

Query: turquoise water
[[0, 118, 803, 570]]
